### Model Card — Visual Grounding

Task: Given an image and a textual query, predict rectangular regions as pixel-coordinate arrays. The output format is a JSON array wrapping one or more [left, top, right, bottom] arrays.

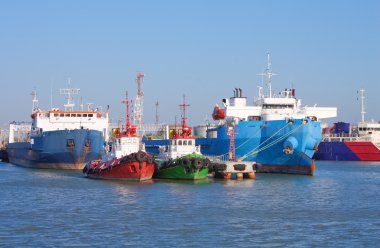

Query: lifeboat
[[212, 106, 226, 120]]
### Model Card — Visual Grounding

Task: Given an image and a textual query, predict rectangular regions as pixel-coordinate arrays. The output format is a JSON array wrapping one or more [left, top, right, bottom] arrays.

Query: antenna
[[60, 78, 80, 111], [80, 97, 84, 111], [133, 72, 145, 130], [155, 100, 159, 125], [359, 88, 366, 122], [50, 80, 53, 110], [122, 91, 134, 136], [257, 52, 277, 98], [31, 90, 39, 113], [86, 103, 94, 111], [179, 94, 190, 129]]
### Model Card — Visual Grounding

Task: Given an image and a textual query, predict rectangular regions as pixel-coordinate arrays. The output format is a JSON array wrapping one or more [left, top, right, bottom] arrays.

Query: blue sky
[[0, 0, 379, 126]]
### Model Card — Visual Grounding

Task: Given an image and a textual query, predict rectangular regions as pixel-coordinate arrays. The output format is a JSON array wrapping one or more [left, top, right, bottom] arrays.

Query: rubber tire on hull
[[203, 158, 211, 169], [182, 158, 190, 166], [193, 158, 203, 169], [136, 151, 146, 162]]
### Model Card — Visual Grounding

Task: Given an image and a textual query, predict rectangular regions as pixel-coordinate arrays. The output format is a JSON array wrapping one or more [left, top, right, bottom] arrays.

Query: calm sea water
[[0, 161, 379, 247]]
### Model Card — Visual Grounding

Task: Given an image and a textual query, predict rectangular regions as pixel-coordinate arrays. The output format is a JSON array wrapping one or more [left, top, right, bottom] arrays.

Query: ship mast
[[122, 91, 135, 136], [359, 88, 366, 123], [133, 72, 144, 130], [60, 78, 80, 111], [31, 90, 39, 113], [155, 100, 159, 125], [178, 95, 191, 138], [257, 53, 277, 98]]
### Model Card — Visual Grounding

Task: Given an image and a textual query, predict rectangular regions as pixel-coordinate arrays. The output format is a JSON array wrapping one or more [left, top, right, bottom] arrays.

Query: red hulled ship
[[83, 91, 155, 181]]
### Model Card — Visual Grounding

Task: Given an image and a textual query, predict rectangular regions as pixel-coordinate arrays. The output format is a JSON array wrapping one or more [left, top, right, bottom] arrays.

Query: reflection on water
[[0, 161, 379, 247]]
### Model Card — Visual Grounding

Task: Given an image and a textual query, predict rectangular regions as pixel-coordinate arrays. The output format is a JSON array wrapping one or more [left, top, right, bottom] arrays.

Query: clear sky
[[0, 0, 379, 127]]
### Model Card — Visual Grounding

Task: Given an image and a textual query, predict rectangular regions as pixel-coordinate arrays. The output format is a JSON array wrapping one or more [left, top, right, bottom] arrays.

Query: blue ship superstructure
[[196, 54, 337, 175], [6, 83, 109, 170]]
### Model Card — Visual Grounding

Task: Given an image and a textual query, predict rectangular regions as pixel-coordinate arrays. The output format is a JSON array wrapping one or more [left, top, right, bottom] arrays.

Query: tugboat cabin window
[[71, 114, 76, 117], [60, 114, 64, 117], [54, 113, 59, 117], [65, 114, 70, 117], [188, 140, 192, 145], [88, 114, 93, 117], [83, 114, 88, 117], [178, 140, 182, 145], [183, 140, 187, 145]]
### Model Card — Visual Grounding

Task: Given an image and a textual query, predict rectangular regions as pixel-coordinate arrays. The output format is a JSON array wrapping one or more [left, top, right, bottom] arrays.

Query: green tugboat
[[154, 96, 209, 180]]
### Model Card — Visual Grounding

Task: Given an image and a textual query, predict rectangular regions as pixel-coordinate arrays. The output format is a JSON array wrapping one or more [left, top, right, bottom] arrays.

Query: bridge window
[[248, 116, 261, 121]]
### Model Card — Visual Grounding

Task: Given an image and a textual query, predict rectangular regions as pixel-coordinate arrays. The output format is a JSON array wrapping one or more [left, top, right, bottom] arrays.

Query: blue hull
[[6, 129, 104, 169], [144, 119, 321, 175]]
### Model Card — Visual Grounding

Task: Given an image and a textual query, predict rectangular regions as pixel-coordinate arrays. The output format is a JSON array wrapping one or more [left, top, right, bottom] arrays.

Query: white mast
[[133, 72, 144, 130], [31, 90, 39, 113], [257, 53, 277, 98], [60, 78, 80, 111], [359, 88, 366, 123]]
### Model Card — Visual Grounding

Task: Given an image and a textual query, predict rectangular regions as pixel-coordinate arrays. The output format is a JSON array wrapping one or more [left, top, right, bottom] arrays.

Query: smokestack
[[239, 88, 242, 97]]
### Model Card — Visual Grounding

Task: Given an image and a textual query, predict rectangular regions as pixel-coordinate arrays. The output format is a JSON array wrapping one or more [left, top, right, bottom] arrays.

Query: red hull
[[83, 155, 155, 181], [345, 142, 380, 161]]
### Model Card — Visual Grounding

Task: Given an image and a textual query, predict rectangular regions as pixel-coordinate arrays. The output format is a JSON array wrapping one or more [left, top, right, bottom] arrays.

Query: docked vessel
[[0, 149, 7, 162], [153, 96, 209, 180], [195, 54, 337, 175], [314, 89, 380, 161], [6, 82, 109, 169], [83, 91, 155, 181]]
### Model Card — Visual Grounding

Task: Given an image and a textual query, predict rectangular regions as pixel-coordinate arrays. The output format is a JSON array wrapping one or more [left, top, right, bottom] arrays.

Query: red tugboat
[[83, 91, 155, 181]]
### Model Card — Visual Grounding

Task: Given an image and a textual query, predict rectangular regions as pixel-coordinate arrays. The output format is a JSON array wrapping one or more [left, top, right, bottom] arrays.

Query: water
[[1, 161, 379, 247]]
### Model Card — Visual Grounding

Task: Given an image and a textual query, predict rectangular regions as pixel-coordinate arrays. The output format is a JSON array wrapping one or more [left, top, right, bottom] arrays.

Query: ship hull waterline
[[6, 129, 104, 170]]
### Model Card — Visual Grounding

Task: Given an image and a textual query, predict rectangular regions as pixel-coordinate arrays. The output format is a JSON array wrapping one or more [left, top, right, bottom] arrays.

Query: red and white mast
[[121, 91, 136, 137], [178, 95, 191, 138], [228, 127, 237, 161]]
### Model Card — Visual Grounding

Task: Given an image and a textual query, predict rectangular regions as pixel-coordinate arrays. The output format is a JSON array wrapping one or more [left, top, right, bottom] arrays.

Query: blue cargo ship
[[195, 55, 337, 175], [6, 83, 109, 170]]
